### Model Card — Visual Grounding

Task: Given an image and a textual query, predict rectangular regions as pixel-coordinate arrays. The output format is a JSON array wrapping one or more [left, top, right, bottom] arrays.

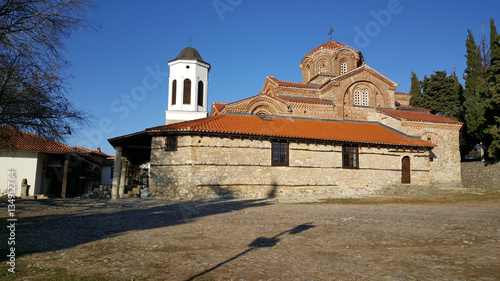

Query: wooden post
[[119, 158, 127, 198], [61, 158, 70, 198], [111, 147, 122, 200]]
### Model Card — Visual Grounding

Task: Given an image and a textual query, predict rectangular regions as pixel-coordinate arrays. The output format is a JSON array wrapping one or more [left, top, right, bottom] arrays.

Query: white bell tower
[[165, 47, 210, 125]]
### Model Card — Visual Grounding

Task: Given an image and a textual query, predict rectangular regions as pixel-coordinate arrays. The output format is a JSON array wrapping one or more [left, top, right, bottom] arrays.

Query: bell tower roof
[[165, 46, 210, 124], [169, 46, 210, 67]]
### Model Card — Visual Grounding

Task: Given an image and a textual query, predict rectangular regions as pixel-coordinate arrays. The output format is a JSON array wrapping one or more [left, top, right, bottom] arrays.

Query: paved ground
[[1, 196, 499, 280]]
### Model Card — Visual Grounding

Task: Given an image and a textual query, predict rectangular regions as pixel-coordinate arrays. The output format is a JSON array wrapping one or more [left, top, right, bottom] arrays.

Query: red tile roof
[[395, 91, 412, 96], [396, 106, 431, 112], [268, 77, 318, 89], [305, 41, 358, 57], [378, 109, 463, 124], [73, 146, 110, 157], [216, 94, 262, 108], [278, 96, 333, 105], [0, 126, 78, 154], [212, 102, 228, 112], [72, 146, 111, 164], [147, 114, 434, 147]]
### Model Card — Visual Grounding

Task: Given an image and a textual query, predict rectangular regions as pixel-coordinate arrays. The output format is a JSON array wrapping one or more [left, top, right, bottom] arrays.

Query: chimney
[[97, 147, 101, 153]]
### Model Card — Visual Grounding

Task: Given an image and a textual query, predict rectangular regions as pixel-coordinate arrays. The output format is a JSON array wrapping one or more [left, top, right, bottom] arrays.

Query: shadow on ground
[[186, 222, 315, 281], [0, 198, 271, 261]]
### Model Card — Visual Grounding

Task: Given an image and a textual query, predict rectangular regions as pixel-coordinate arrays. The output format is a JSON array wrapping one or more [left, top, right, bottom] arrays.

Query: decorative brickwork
[[300, 41, 364, 83], [395, 91, 412, 106], [110, 40, 464, 200]]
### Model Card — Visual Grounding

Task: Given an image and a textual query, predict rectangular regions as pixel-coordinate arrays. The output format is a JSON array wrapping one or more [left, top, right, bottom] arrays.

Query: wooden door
[[401, 156, 411, 184]]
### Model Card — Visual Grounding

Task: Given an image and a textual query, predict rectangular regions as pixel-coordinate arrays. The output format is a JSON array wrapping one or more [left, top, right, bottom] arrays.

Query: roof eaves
[[268, 76, 317, 89], [107, 130, 150, 146], [146, 114, 434, 148], [377, 109, 463, 125]]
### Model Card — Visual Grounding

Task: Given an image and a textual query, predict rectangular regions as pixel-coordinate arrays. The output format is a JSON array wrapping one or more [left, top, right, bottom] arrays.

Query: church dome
[[170, 47, 210, 66], [304, 41, 359, 58]]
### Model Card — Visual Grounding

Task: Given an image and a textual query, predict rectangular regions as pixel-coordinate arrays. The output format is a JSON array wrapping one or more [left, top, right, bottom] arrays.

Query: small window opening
[[342, 145, 359, 169], [165, 136, 178, 151], [272, 141, 289, 166]]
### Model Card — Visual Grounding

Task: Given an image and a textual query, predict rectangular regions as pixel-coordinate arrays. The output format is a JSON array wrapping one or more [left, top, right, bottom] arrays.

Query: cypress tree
[[463, 30, 488, 144], [408, 71, 423, 108], [486, 18, 500, 159]]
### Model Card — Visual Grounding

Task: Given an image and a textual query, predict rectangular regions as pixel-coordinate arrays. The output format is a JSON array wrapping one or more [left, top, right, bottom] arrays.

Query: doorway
[[401, 156, 411, 184]]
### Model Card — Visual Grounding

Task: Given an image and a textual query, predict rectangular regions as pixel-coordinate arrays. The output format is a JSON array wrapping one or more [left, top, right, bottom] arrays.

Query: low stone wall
[[149, 135, 433, 200], [461, 161, 500, 189]]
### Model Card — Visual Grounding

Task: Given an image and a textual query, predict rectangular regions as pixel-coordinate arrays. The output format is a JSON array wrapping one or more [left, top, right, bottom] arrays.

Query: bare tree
[[0, 0, 98, 141]]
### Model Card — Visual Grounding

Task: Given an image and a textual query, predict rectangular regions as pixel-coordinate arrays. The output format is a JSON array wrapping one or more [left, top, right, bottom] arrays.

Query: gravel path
[[1, 198, 499, 280]]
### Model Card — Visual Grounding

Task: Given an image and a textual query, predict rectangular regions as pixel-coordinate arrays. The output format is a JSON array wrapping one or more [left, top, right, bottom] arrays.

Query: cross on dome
[[328, 27, 334, 41]]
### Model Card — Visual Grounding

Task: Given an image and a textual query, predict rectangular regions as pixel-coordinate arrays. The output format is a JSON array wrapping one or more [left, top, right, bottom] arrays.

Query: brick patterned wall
[[149, 135, 431, 199]]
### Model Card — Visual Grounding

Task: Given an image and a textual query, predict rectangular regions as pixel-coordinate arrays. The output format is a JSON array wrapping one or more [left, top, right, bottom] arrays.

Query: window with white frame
[[362, 90, 369, 106], [354, 89, 360, 105], [340, 62, 347, 74]]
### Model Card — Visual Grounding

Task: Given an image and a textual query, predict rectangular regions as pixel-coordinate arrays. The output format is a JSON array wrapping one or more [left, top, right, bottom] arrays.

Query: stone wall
[[403, 122, 462, 188], [461, 161, 500, 189], [149, 135, 431, 200], [375, 113, 463, 188]]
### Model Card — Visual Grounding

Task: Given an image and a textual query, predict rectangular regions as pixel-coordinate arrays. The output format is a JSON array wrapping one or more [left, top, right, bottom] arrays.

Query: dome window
[[341, 62, 347, 74]]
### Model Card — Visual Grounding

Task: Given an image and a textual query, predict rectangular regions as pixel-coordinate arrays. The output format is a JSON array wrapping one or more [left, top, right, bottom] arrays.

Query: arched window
[[197, 81, 204, 107], [341, 62, 347, 74], [354, 89, 360, 105], [171, 80, 177, 105], [183, 79, 191, 104], [362, 90, 369, 106]]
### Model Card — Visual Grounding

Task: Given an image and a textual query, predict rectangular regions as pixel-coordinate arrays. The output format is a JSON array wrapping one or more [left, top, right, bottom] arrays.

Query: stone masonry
[[110, 40, 463, 200], [149, 135, 430, 199]]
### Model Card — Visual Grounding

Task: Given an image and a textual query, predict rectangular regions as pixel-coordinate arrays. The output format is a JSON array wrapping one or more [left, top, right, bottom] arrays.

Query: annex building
[[109, 40, 463, 200]]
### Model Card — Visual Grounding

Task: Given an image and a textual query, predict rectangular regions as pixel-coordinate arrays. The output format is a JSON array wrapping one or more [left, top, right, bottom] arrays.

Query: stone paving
[[1, 197, 499, 280]]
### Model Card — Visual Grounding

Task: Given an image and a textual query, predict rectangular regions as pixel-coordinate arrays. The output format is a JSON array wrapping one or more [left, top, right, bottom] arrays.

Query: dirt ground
[[1, 195, 500, 281]]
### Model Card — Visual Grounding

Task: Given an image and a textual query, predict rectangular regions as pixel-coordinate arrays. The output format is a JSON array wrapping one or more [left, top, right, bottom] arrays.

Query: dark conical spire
[[170, 47, 210, 66]]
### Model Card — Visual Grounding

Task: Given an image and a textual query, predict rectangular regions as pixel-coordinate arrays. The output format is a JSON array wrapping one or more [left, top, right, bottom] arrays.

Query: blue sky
[[64, 0, 500, 155]]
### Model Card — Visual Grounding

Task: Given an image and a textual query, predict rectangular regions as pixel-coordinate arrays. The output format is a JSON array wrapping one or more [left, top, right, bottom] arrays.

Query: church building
[[108, 40, 463, 200]]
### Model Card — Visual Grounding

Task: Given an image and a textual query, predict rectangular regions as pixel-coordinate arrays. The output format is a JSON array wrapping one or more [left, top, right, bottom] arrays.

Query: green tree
[[418, 71, 463, 120], [408, 71, 423, 107], [0, 0, 97, 141], [463, 30, 488, 144], [485, 18, 500, 159]]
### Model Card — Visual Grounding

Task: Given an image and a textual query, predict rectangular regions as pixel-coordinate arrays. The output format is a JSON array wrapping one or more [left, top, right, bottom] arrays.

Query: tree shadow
[[185, 222, 315, 281], [209, 184, 234, 199], [267, 181, 278, 198], [0, 198, 271, 261]]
